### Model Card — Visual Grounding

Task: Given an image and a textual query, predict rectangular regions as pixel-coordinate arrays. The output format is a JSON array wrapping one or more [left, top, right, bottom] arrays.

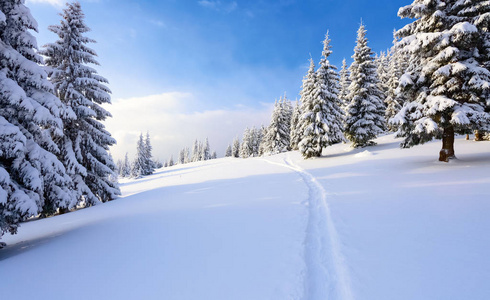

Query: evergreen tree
[[225, 144, 232, 157], [339, 58, 351, 113], [385, 31, 405, 131], [131, 133, 146, 177], [184, 147, 190, 164], [376, 51, 390, 101], [211, 151, 217, 159], [168, 155, 174, 167], [121, 153, 131, 177], [191, 139, 199, 162], [345, 23, 386, 148], [289, 101, 302, 150], [391, 0, 490, 161], [232, 137, 240, 158], [144, 132, 154, 174], [258, 125, 268, 156], [202, 137, 211, 160], [178, 148, 186, 164], [298, 32, 345, 158], [42, 1, 119, 205], [0, 0, 77, 237], [251, 126, 263, 156], [264, 96, 292, 154], [240, 127, 253, 158]]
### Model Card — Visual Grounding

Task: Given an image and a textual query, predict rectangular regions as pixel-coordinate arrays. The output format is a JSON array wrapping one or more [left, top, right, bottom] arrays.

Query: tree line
[[228, 1, 490, 162]]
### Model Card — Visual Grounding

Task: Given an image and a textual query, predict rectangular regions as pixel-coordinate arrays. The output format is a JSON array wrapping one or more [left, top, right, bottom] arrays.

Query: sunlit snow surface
[[1, 134, 490, 300]]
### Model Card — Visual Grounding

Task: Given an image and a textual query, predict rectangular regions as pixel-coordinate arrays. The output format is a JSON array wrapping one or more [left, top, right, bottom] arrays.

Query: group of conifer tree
[[230, 0, 490, 162], [116, 132, 163, 178], [0, 1, 118, 242]]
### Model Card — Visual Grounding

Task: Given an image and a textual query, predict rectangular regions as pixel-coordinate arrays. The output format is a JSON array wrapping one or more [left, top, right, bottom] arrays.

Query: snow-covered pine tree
[[232, 137, 240, 158], [168, 155, 174, 167], [376, 51, 390, 102], [251, 126, 263, 156], [385, 31, 405, 131], [178, 148, 186, 164], [225, 144, 232, 157], [240, 127, 253, 158], [391, 0, 490, 161], [298, 32, 345, 158], [191, 139, 199, 162], [121, 153, 131, 177], [211, 151, 217, 159], [145, 132, 154, 174], [345, 23, 386, 148], [289, 101, 302, 150], [202, 137, 211, 160], [0, 0, 78, 237], [263, 96, 292, 154], [131, 133, 146, 177], [184, 147, 190, 164], [42, 1, 119, 205], [339, 58, 351, 113]]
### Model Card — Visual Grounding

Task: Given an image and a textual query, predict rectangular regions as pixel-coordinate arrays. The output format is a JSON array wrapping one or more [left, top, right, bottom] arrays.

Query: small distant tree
[[225, 144, 232, 157], [232, 137, 240, 158]]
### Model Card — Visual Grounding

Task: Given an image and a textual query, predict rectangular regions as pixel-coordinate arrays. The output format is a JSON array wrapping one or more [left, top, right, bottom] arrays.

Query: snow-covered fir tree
[[191, 139, 199, 162], [385, 31, 406, 131], [121, 153, 131, 177], [298, 32, 345, 158], [338, 58, 351, 113], [251, 126, 263, 156], [232, 137, 240, 158], [0, 0, 79, 237], [376, 51, 390, 101], [131, 133, 146, 177], [225, 144, 232, 157], [202, 137, 211, 161], [345, 23, 386, 148], [240, 127, 253, 158], [263, 96, 292, 155], [391, 0, 490, 161], [144, 132, 154, 174], [211, 151, 217, 159], [289, 101, 302, 150], [178, 148, 186, 164], [168, 155, 174, 167], [42, 1, 119, 205], [258, 125, 268, 156]]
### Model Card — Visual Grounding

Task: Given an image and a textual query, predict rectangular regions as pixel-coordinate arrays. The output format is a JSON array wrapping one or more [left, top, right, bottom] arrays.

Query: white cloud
[[26, 0, 64, 6], [198, 0, 238, 13], [105, 92, 273, 162]]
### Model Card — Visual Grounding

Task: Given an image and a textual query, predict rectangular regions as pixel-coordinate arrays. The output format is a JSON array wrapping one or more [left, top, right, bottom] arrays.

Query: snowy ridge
[[262, 156, 353, 300]]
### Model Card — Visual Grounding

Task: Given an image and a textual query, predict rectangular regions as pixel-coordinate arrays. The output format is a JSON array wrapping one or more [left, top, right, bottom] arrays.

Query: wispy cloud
[[105, 92, 273, 161], [26, 0, 64, 7], [149, 19, 166, 28], [198, 0, 238, 13]]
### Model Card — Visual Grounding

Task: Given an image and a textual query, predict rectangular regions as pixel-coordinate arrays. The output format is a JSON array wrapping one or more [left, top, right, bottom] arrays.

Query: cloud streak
[[26, 0, 64, 7], [198, 0, 238, 13]]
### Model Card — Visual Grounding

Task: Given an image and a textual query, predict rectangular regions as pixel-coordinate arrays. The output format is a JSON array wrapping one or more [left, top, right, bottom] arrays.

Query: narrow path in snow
[[263, 156, 353, 300]]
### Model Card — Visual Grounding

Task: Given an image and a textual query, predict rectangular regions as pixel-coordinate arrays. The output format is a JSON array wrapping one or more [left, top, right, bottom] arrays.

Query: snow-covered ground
[[1, 134, 489, 300]]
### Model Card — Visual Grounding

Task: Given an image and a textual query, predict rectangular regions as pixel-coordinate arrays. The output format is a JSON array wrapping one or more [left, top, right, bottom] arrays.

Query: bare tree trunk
[[475, 130, 483, 141], [439, 125, 455, 162]]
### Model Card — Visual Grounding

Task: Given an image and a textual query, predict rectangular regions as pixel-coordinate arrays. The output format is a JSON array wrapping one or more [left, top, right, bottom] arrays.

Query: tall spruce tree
[[0, 0, 77, 239], [263, 96, 292, 154], [391, 0, 490, 161], [345, 23, 386, 148], [225, 144, 232, 157], [339, 58, 352, 113], [232, 137, 240, 158], [298, 32, 345, 158], [42, 1, 119, 204], [385, 31, 405, 131], [240, 127, 253, 158], [289, 101, 302, 151], [144, 132, 154, 174]]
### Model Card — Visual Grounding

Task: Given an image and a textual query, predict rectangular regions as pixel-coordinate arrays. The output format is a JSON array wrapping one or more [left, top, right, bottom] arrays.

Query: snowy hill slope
[[1, 134, 489, 300]]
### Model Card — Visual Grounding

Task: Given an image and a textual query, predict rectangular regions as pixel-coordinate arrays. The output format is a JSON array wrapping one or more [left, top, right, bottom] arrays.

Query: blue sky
[[27, 0, 411, 160]]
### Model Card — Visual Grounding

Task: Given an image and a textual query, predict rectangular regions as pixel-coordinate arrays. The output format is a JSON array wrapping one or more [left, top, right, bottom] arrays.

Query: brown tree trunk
[[475, 130, 483, 141], [439, 125, 455, 162]]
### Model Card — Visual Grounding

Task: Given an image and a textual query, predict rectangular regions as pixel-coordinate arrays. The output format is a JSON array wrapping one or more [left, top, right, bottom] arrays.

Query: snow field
[[1, 134, 490, 300]]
